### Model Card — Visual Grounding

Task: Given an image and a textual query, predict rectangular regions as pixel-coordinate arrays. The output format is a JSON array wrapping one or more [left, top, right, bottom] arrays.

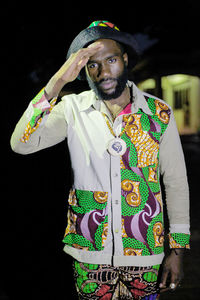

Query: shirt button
[[115, 229, 119, 233], [113, 173, 118, 177], [115, 200, 119, 205]]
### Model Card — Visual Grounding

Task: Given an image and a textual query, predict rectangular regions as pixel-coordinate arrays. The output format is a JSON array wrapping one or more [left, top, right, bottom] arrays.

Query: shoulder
[[129, 80, 172, 115], [141, 91, 173, 128], [142, 91, 172, 111]]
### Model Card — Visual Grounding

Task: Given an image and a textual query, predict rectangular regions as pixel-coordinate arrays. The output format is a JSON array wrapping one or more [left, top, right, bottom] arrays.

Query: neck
[[103, 86, 130, 119]]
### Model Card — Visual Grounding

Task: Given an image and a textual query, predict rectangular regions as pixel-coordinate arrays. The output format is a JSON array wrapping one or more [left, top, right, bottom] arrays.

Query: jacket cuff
[[30, 88, 52, 127], [168, 233, 190, 249], [20, 88, 56, 143]]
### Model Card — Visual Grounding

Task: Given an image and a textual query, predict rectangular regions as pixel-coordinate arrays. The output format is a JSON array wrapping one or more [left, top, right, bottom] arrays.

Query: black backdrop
[[1, 2, 199, 299]]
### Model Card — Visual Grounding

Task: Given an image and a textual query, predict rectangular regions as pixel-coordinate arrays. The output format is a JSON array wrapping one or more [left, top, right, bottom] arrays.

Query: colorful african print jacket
[[11, 81, 190, 266]]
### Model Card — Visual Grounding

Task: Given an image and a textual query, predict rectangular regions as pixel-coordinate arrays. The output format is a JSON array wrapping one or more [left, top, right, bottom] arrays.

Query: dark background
[[1, 1, 200, 299]]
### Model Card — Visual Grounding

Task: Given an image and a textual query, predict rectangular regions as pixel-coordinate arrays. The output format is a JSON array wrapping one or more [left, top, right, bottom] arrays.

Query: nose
[[97, 63, 110, 79]]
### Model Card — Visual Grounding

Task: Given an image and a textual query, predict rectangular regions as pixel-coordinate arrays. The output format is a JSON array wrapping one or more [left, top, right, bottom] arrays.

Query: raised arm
[[45, 41, 104, 99], [10, 42, 104, 154]]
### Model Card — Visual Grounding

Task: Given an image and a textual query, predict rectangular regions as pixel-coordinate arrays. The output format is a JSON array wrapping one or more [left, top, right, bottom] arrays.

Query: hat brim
[[66, 26, 140, 80]]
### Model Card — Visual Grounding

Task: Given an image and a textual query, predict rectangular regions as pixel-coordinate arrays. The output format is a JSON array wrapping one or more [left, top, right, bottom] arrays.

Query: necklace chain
[[102, 113, 132, 138], [103, 87, 132, 120], [102, 87, 133, 138]]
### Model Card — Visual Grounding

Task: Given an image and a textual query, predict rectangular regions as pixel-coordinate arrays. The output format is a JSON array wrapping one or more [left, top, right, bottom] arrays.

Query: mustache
[[97, 78, 117, 85]]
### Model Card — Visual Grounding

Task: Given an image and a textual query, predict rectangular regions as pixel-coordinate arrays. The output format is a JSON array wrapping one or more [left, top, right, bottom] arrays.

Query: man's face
[[86, 39, 128, 100]]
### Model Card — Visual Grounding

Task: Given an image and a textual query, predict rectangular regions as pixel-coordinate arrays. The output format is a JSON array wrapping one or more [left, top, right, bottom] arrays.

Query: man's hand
[[159, 249, 184, 293], [45, 41, 104, 99]]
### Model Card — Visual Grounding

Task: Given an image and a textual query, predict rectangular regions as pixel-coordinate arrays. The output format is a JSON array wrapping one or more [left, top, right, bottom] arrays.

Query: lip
[[99, 79, 116, 90]]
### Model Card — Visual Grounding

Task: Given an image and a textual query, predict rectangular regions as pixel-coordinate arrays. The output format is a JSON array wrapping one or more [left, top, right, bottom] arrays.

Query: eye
[[88, 62, 98, 69], [108, 57, 117, 64]]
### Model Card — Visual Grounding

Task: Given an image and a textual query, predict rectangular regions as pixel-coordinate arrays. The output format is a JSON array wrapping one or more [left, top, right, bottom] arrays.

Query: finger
[[86, 42, 104, 55], [159, 282, 176, 294], [159, 268, 169, 289], [77, 56, 90, 68], [169, 277, 180, 291], [160, 282, 178, 294], [87, 41, 104, 49], [73, 48, 97, 64], [160, 286, 171, 293], [75, 44, 103, 69], [170, 267, 183, 287], [74, 43, 104, 65], [68, 51, 89, 70], [69, 42, 103, 62]]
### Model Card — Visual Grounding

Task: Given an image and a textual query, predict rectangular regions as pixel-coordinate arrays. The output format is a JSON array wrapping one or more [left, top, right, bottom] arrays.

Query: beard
[[86, 65, 128, 100]]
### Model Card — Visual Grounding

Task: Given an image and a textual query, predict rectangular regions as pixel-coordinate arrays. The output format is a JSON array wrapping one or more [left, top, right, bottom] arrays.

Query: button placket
[[110, 155, 123, 255]]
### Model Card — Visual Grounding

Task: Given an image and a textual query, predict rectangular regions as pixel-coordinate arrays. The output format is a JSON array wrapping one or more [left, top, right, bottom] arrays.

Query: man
[[11, 21, 190, 299]]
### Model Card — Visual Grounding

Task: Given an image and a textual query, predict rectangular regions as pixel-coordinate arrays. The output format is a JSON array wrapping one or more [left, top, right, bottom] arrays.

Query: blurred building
[[132, 33, 200, 135], [138, 74, 200, 134]]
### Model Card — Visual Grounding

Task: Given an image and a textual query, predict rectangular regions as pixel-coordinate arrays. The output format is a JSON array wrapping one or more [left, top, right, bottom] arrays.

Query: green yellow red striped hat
[[88, 20, 120, 31]]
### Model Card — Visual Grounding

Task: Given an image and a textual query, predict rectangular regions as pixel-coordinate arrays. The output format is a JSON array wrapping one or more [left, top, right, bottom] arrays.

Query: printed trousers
[[73, 260, 160, 299]]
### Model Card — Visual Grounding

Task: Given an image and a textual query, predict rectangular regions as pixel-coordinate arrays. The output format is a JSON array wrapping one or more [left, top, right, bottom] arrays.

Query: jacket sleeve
[[10, 88, 68, 154], [159, 110, 190, 249]]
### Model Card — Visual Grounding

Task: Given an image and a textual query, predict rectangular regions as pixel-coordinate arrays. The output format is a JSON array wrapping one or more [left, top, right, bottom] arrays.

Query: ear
[[123, 53, 128, 67]]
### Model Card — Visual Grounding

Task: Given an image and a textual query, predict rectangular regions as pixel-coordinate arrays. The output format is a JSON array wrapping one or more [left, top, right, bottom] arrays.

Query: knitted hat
[[66, 20, 140, 80]]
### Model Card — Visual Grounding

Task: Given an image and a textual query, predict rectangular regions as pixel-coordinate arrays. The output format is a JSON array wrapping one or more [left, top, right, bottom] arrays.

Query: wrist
[[171, 248, 185, 257], [45, 75, 66, 100]]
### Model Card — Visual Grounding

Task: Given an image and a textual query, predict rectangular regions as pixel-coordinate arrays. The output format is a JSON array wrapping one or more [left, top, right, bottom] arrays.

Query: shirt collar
[[78, 80, 153, 116], [127, 81, 153, 116]]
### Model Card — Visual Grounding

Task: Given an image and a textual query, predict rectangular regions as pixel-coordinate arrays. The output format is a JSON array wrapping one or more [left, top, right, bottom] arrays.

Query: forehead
[[89, 39, 122, 61]]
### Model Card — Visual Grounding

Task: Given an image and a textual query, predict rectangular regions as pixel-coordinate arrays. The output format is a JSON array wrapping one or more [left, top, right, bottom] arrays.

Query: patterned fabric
[[63, 189, 108, 251], [20, 89, 56, 143], [169, 233, 190, 249], [88, 20, 120, 31], [73, 260, 160, 299], [119, 97, 170, 256], [62, 96, 190, 255]]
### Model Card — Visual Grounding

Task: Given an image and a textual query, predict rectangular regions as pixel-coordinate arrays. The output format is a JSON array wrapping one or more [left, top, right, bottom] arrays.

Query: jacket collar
[[78, 80, 153, 116]]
